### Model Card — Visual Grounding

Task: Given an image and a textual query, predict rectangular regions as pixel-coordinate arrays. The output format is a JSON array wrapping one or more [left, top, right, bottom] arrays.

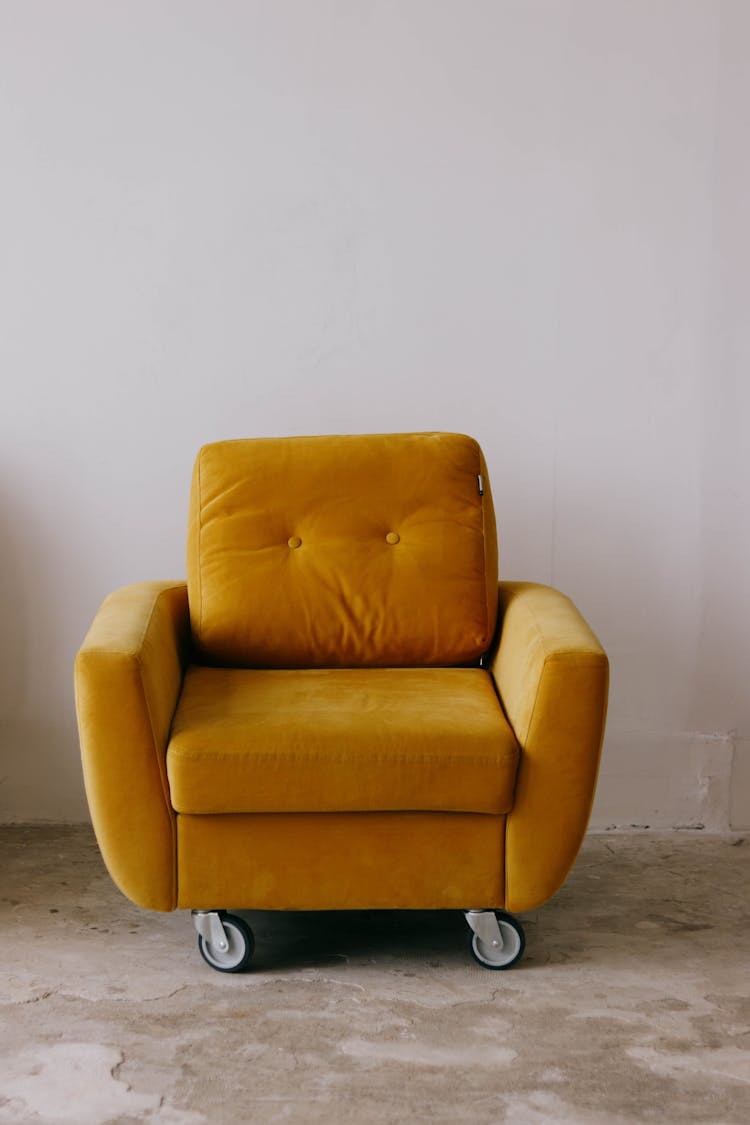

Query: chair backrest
[[187, 432, 498, 668]]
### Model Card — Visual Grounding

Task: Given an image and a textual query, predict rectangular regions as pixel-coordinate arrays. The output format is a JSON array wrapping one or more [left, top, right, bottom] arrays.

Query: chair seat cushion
[[167, 666, 520, 815]]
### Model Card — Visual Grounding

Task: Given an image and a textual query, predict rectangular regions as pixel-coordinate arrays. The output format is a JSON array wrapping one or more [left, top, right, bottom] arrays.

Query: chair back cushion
[[187, 432, 498, 667]]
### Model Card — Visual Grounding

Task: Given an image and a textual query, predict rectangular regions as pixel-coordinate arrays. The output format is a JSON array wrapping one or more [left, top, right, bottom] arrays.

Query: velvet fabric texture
[[187, 433, 498, 668], [176, 812, 507, 911], [75, 433, 609, 920], [491, 582, 609, 912], [167, 667, 519, 815], [75, 581, 190, 912]]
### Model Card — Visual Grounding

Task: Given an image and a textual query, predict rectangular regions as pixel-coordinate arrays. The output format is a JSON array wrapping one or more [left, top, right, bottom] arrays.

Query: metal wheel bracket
[[192, 910, 229, 954], [464, 909, 505, 952]]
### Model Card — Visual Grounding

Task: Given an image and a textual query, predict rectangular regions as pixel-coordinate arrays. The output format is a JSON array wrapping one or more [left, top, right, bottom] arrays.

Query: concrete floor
[[0, 828, 748, 1124]]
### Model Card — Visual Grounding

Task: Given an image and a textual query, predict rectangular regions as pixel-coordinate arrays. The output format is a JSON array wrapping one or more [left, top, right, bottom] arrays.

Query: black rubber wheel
[[469, 911, 525, 969], [197, 913, 254, 973]]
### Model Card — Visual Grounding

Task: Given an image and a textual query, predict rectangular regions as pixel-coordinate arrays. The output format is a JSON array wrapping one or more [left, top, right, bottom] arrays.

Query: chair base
[[191, 907, 526, 973]]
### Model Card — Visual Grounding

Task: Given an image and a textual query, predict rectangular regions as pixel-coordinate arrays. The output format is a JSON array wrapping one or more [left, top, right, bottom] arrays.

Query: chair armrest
[[75, 581, 190, 911], [490, 581, 609, 912]]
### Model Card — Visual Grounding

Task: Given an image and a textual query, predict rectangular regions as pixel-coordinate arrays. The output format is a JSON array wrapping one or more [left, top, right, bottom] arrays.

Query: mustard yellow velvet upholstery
[[75, 433, 608, 927], [187, 433, 498, 668], [176, 813, 506, 911], [492, 581, 609, 913], [75, 581, 191, 912], [167, 667, 519, 815]]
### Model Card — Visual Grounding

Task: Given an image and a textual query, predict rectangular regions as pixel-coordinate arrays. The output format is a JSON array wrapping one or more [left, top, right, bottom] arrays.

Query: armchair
[[75, 433, 608, 972]]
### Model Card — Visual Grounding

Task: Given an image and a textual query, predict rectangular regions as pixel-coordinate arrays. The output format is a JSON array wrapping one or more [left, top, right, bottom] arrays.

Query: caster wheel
[[198, 913, 254, 973], [469, 911, 525, 969]]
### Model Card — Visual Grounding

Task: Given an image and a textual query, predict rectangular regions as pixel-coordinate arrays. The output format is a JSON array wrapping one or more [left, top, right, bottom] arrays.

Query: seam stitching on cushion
[[522, 595, 560, 662], [504, 632, 549, 911], [134, 585, 167, 653], [167, 750, 518, 764], [134, 586, 180, 909], [175, 805, 514, 816], [136, 655, 178, 909]]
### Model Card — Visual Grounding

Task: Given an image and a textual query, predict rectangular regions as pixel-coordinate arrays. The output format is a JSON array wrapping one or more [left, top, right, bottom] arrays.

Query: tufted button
[[385, 532, 400, 545], [287, 536, 302, 549]]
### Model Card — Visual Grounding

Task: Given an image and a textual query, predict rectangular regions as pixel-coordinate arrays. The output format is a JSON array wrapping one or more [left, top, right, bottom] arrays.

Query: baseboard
[[589, 730, 736, 832]]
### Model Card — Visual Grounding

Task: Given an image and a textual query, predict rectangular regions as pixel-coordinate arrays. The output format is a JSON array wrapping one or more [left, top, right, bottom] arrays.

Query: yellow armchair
[[75, 434, 608, 972]]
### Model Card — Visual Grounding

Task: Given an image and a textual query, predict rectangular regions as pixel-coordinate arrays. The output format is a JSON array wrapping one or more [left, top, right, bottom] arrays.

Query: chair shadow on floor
[[226, 835, 746, 975]]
